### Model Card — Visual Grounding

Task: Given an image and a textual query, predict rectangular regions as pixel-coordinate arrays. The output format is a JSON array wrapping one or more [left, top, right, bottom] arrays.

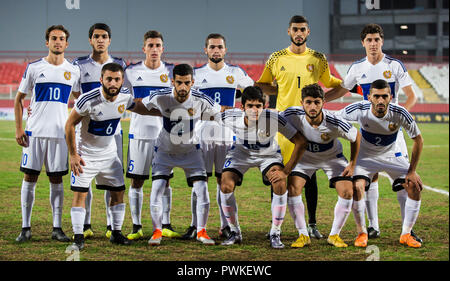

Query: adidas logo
[[202, 79, 208, 83], [280, 66, 286, 71], [137, 77, 143, 81], [361, 74, 367, 79], [97, 112, 103, 116], [39, 73, 45, 78], [84, 72, 90, 77]]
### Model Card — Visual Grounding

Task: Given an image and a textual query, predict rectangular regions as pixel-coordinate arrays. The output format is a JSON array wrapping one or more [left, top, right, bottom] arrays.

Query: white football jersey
[[221, 109, 296, 157], [142, 87, 221, 154], [124, 61, 174, 139], [338, 101, 420, 157], [193, 63, 254, 107], [72, 55, 127, 94], [342, 54, 412, 104], [18, 58, 80, 138], [282, 107, 357, 161], [75, 87, 135, 160]]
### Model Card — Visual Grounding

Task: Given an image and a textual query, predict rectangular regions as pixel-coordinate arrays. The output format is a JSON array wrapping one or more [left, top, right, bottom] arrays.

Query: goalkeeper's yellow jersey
[[258, 47, 342, 111]]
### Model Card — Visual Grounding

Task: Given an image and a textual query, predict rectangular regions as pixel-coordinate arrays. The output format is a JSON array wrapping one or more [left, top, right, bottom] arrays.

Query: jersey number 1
[[297, 76, 301, 88]]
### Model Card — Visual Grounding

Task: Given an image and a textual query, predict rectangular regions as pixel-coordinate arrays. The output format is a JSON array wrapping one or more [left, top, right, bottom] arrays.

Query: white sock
[[150, 179, 166, 231], [220, 190, 240, 234], [162, 185, 172, 225], [109, 203, 126, 231], [128, 187, 143, 226], [21, 180, 36, 228], [217, 183, 228, 229], [365, 181, 379, 231], [270, 191, 287, 235], [190, 189, 197, 227], [330, 196, 353, 236], [401, 197, 421, 235], [397, 188, 408, 222], [104, 190, 111, 227], [352, 199, 367, 234], [288, 195, 309, 236], [71, 207, 86, 235], [193, 181, 210, 230], [49, 182, 64, 228], [84, 183, 93, 225]]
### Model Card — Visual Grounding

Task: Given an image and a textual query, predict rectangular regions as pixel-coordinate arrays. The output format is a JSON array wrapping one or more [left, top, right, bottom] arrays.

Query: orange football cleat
[[354, 233, 368, 247], [400, 233, 422, 248]]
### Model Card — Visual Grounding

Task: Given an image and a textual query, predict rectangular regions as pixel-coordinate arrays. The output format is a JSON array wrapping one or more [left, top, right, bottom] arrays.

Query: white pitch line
[[379, 172, 449, 196]]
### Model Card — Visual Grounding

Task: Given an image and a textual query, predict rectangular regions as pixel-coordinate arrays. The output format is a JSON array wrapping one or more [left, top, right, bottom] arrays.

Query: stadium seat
[[419, 65, 449, 102]]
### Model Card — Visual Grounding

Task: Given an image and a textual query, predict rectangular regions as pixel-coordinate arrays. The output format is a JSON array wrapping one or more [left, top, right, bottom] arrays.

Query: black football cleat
[[181, 225, 197, 240], [219, 225, 232, 239], [110, 230, 132, 245], [71, 234, 85, 250], [16, 227, 32, 243], [52, 228, 71, 242], [307, 224, 324, 239], [221, 231, 242, 246], [411, 229, 423, 243], [367, 227, 380, 239]]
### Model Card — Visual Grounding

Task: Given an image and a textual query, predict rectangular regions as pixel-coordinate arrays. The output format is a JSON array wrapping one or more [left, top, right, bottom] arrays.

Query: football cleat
[[291, 234, 311, 248], [219, 225, 232, 239], [270, 234, 285, 249], [110, 231, 132, 245], [354, 233, 368, 248], [148, 229, 163, 246], [83, 224, 94, 239], [181, 225, 197, 240], [221, 231, 242, 246], [307, 224, 323, 239], [162, 224, 181, 238], [367, 227, 380, 239], [71, 234, 85, 250], [400, 233, 422, 248], [410, 229, 423, 243], [15, 228, 32, 243], [51, 228, 71, 242], [105, 225, 112, 239], [127, 224, 144, 240], [196, 229, 215, 245], [327, 234, 348, 248]]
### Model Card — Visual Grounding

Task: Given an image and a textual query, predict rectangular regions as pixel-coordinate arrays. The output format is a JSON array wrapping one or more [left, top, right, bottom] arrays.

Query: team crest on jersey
[[226, 75, 234, 84], [187, 108, 196, 116], [160, 74, 169, 83], [383, 70, 392, 79], [118, 104, 125, 114], [388, 123, 398, 131], [320, 133, 331, 141], [306, 64, 314, 72], [64, 71, 71, 80]]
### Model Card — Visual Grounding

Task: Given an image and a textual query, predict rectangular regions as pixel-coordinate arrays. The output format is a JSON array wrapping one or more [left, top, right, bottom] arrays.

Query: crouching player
[[219, 86, 307, 249], [338, 79, 424, 248], [65, 63, 160, 250], [281, 83, 361, 248]]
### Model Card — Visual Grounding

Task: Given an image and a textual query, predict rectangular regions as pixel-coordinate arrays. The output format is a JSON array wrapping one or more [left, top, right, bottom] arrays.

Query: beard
[[290, 36, 307, 47], [209, 56, 223, 64], [305, 108, 322, 120], [102, 84, 121, 97], [50, 49, 64, 55]]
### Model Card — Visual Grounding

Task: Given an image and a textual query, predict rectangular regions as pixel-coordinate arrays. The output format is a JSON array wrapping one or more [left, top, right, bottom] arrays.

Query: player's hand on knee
[[341, 163, 354, 177], [267, 170, 287, 184], [406, 171, 423, 192], [15, 129, 28, 147]]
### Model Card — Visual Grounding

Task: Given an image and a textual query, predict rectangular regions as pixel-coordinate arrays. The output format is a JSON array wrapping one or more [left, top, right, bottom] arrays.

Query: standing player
[[184, 33, 254, 240], [338, 79, 423, 248], [72, 23, 127, 239], [281, 84, 361, 248], [325, 23, 421, 242], [219, 86, 307, 248], [255, 15, 344, 238], [65, 63, 161, 250], [123, 30, 179, 240], [14, 25, 80, 242], [140, 64, 220, 246]]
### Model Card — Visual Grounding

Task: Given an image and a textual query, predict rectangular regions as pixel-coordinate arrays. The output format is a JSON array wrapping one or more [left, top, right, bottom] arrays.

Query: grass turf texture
[[0, 120, 448, 261]]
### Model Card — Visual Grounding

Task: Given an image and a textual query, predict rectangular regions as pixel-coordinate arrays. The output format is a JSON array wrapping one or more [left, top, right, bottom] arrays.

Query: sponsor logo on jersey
[[187, 108, 196, 116], [383, 70, 392, 79], [64, 71, 71, 80], [306, 64, 314, 72], [388, 123, 398, 131], [320, 133, 331, 141], [118, 104, 125, 114], [160, 74, 168, 83], [226, 75, 234, 84]]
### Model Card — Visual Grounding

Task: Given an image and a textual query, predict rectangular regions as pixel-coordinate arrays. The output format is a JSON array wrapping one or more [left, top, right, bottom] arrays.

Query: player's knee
[[131, 179, 144, 189], [220, 179, 235, 194], [48, 176, 63, 184], [272, 181, 287, 195], [404, 183, 421, 200], [110, 190, 125, 205], [24, 174, 38, 183]]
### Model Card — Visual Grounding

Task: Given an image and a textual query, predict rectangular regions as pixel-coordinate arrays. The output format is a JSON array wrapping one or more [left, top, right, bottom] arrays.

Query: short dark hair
[[241, 86, 265, 106], [369, 79, 391, 93], [205, 33, 226, 48], [301, 83, 324, 100], [289, 15, 308, 27], [101, 62, 124, 77], [144, 30, 164, 43], [45, 25, 70, 41], [173, 63, 193, 78], [360, 23, 384, 41], [89, 23, 111, 39]]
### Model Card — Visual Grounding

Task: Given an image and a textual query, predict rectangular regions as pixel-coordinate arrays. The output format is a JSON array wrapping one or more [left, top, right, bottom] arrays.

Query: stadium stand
[[419, 65, 449, 102]]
